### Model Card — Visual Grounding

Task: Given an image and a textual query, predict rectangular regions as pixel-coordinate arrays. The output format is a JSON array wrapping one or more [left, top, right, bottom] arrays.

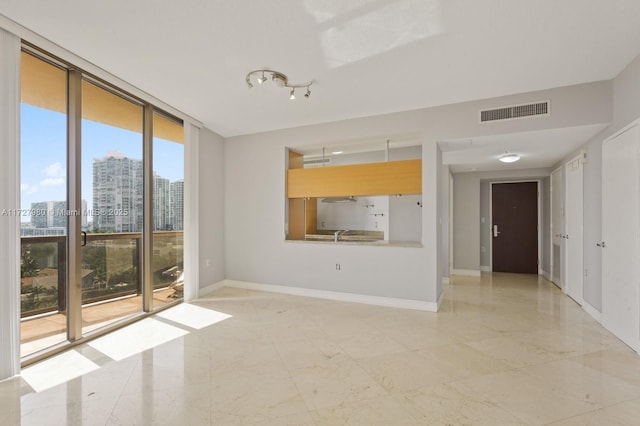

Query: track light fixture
[[246, 69, 313, 100]]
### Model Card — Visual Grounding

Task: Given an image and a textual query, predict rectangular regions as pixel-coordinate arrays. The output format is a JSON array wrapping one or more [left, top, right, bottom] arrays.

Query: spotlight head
[[245, 70, 314, 98]]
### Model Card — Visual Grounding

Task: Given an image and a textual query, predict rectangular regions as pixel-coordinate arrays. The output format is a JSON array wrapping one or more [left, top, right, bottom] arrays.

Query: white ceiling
[[440, 124, 609, 172], [2, 0, 640, 171]]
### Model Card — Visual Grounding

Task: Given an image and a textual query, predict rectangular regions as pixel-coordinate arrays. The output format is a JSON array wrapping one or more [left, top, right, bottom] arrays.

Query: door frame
[[550, 166, 564, 288], [564, 154, 584, 305], [489, 180, 542, 273], [449, 171, 454, 277]]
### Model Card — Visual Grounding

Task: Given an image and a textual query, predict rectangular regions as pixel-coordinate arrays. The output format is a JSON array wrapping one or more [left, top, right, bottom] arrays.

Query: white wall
[[541, 176, 551, 276], [389, 194, 422, 241], [452, 168, 552, 272], [226, 134, 436, 303], [613, 55, 640, 131], [317, 195, 389, 235], [225, 81, 610, 305], [435, 145, 444, 296], [480, 182, 490, 268], [440, 166, 451, 280], [557, 53, 640, 312], [198, 128, 225, 288], [452, 173, 480, 271]]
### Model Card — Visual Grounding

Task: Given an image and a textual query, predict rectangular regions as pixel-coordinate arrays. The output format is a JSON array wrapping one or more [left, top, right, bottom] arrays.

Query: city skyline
[[23, 155, 184, 235], [20, 104, 184, 223]]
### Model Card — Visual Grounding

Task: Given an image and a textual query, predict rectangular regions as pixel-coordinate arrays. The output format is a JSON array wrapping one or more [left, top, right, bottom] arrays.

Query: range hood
[[321, 196, 357, 203]]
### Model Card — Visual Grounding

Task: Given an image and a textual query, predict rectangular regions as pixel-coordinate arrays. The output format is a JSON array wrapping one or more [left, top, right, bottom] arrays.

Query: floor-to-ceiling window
[[80, 78, 145, 334], [152, 111, 184, 311], [19, 50, 69, 356], [19, 46, 185, 361]]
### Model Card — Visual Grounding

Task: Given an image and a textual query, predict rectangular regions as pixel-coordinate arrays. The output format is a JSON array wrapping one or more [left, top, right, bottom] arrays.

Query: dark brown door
[[492, 182, 538, 274]]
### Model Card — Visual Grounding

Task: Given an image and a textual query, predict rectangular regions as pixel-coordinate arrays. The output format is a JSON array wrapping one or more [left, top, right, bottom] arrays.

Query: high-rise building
[[153, 173, 170, 230], [170, 180, 184, 231], [29, 200, 87, 232], [92, 153, 183, 233], [30, 200, 65, 228], [92, 153, 143, 232], [153, 175, 183, 231]]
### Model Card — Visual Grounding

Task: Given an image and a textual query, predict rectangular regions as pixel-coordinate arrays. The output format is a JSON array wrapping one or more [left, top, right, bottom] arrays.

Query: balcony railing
[[20, 231, 183, 318]]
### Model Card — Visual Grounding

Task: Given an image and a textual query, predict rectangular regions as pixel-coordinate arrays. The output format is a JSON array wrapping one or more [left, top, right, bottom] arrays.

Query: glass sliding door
[[151, 111, 184, 310], [19, 51, 69, 356], [80, 79, 145, 334], [19, 46, 185, 362]]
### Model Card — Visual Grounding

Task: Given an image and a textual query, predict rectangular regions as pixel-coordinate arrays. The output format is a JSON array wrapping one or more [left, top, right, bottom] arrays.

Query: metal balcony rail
[[20, 231, 183, 318]]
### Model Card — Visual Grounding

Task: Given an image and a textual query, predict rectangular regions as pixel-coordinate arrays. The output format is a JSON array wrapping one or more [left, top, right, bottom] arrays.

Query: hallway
[[3, 273, 640, 425]]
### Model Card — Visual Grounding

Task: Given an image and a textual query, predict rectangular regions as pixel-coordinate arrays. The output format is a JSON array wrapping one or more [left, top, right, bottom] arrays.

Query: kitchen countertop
[[286, 237, 423, 248]]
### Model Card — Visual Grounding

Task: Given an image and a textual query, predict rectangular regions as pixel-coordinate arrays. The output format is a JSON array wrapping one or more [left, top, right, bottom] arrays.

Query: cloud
[[42, 162, 65, 178], [21, 183, 39, 194], [40, 177, 64, 186]]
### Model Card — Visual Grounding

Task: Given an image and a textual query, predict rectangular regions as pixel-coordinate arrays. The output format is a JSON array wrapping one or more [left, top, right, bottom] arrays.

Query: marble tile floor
[[3, 272, 640, 425]]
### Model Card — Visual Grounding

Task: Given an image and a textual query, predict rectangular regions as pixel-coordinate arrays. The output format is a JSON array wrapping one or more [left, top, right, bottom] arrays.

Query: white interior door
[[602, 123, 640, 352], [550, 167, 564, 288], [565, 157, 583, 304]]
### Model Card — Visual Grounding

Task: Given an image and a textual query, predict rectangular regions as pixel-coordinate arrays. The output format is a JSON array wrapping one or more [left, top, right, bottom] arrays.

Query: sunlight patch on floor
[[88, 318, 188, 361], [155, 303, 231, 330], [21, 350, 99, 392]]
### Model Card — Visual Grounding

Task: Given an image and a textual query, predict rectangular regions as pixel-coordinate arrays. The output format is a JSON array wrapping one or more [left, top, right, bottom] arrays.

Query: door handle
[[81, 231, 87, 247], [596, 241, 606, 248], [493, 225, 500, 237]]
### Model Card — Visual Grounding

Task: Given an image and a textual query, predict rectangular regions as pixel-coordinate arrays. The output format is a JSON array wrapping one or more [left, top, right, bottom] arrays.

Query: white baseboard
[[452, 269, 481, 277], [197, 280, 226, 297], [480, 266, 492, 272], [442, 277, 450, 286], [436, 289, 445, 311], [224, 280, 438, 312], [540, 269, 552, 281], [581, 300, 602, 323]]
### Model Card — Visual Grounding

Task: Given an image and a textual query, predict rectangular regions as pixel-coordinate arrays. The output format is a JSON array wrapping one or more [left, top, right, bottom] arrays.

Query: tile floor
[[3, 272, 640, 425]]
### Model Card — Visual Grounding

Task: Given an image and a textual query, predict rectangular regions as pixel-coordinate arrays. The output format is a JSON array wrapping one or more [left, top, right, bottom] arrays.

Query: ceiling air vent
[[303, 158, 331, 166], [480, 101, 550, 123]]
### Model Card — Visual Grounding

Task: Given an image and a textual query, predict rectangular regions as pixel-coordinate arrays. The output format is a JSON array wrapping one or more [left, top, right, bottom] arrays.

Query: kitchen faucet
[[334, 229, 349, 242]]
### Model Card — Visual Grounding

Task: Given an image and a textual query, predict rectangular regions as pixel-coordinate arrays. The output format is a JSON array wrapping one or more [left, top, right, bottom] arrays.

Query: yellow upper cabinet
[[287, 159, 421, 198]]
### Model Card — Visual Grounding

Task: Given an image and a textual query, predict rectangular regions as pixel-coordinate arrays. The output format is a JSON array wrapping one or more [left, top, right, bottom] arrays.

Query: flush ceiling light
[[246, 69, 313, 100], [499, 152, 521, 163]]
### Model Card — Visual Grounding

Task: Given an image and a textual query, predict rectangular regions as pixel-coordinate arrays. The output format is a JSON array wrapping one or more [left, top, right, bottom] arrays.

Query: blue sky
[[20, 104, 184, 221]]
